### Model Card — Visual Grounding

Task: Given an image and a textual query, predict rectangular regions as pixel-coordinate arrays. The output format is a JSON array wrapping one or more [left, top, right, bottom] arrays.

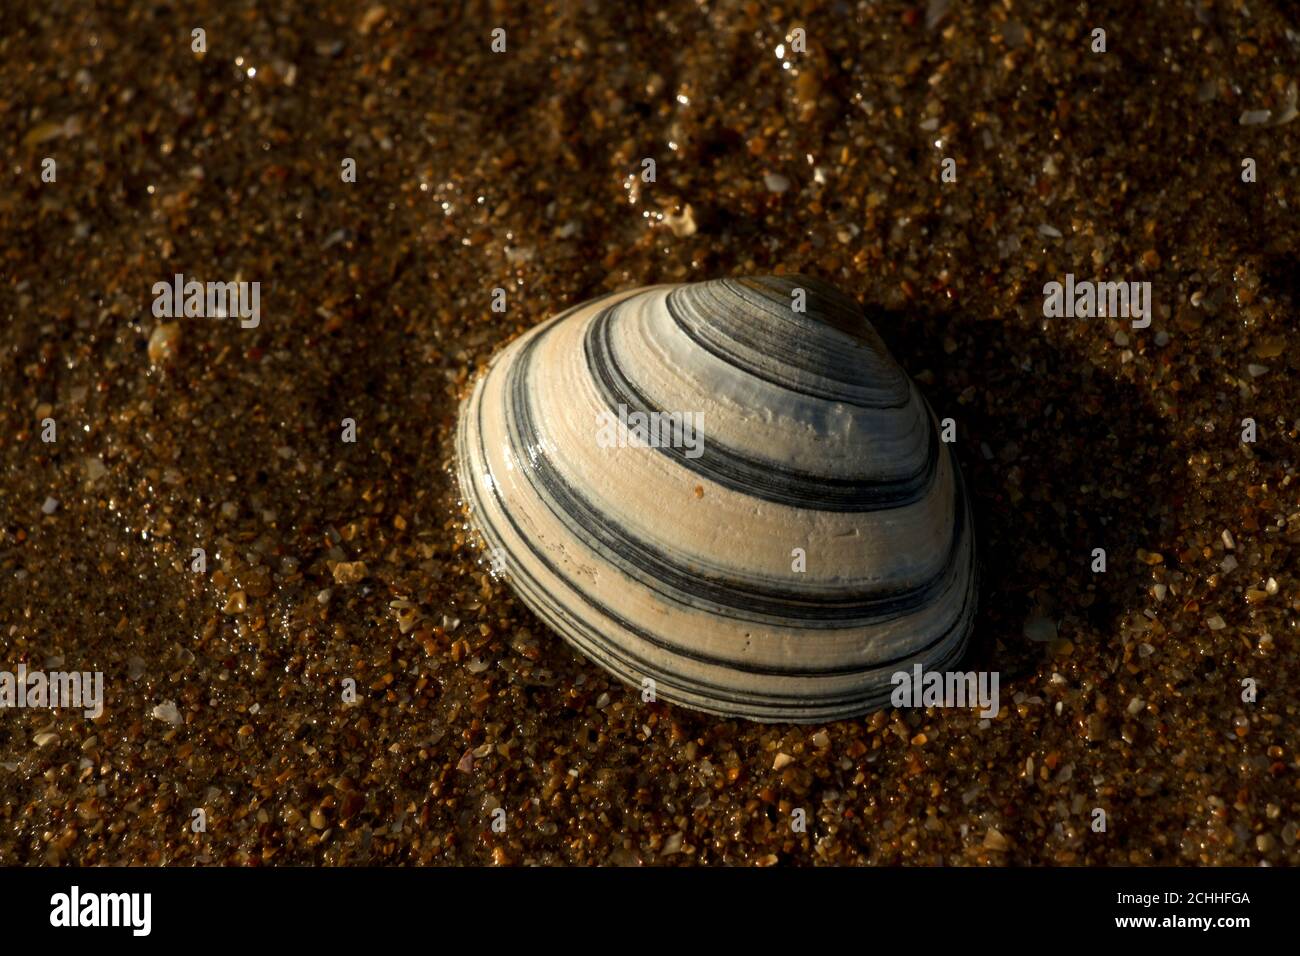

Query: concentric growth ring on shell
[[456, 275, 977, 722]]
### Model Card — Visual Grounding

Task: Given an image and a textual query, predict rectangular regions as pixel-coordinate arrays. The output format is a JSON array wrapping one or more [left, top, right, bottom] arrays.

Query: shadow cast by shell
[[877, 303, 1189, 706]]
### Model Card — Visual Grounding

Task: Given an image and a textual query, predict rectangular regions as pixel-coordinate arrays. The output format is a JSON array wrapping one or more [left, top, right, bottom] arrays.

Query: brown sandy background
[[1, 0, 1297, 864]]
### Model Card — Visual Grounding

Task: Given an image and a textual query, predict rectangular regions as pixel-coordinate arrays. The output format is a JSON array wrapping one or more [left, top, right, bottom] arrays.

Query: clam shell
[[456, 276, 976, 722]]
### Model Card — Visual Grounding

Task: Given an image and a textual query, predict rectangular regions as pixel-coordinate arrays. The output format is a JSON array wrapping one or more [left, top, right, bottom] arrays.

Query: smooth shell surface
[[456, 276, 976, 722]]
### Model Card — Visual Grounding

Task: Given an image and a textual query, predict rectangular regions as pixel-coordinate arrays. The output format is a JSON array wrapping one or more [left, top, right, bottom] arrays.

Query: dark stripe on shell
[[664, 278, 912, 410], [459, 375, 976, 705], [584, 298, 939, 512], [502, 321, 967, 626]]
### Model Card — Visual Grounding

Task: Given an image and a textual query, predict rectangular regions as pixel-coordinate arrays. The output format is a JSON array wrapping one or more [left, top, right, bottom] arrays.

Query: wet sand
[[1, 1, 1298, 864]]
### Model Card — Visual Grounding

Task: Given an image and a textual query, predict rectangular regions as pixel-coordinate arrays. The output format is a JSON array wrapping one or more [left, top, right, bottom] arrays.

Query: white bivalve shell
[[456, 276, 976, 722]]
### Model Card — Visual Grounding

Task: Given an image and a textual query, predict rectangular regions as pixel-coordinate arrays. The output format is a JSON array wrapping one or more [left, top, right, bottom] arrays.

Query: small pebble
[[763, 172, 790, 194], [332, 561, 368, 584], [663, 204, 697, 237], [1024, 615, 1057, 643], [151, 701, 182, 726], [147, 322, 182, 366], [983, 828, 1010, 851]]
